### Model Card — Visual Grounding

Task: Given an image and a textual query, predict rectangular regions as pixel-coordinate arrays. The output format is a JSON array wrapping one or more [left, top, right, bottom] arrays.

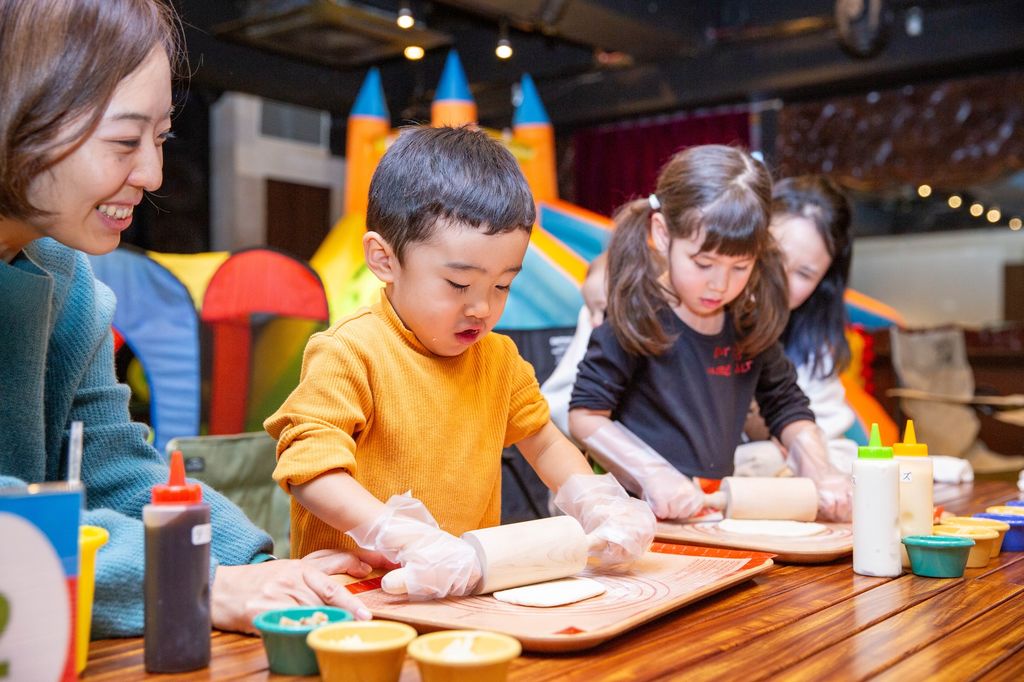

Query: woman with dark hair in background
[[735, 175, 859, 477]]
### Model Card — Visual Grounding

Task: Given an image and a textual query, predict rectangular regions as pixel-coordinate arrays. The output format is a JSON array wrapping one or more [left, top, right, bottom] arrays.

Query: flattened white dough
[[718, 519, 827, 537], [492, 577, 606, 607]]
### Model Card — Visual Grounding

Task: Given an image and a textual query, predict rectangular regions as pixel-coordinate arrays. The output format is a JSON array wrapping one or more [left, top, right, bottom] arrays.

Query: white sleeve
[[540, 306, 593, 437], [795, 360, 856, 441]]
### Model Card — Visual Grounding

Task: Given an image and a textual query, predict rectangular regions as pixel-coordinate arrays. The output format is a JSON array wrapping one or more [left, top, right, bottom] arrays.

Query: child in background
[[547, 176, 861, 479], [736, 176, 859, 478], [266, 126, 655, 600], [567, 145, 852, 522]]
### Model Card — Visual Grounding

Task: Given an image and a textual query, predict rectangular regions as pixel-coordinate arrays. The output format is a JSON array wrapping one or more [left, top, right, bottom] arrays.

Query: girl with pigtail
[[567, 145, 852, 522]]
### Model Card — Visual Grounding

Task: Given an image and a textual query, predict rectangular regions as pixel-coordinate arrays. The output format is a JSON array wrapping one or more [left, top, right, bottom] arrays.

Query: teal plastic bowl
[[902, 535, 975, 578], [253, 606, 354, 675]]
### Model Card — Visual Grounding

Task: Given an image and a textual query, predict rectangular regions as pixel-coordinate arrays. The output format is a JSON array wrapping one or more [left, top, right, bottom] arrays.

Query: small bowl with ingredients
[[902, 535, 974, 578], [931, 524, 999, 568], [306, 619, 418, 682], [253, 606, 353, 675], [939, 517, 1010, 558], [407, 629, 522, 682]]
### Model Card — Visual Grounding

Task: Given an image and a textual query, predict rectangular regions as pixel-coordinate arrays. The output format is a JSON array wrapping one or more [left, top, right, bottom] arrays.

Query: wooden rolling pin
[[705, 476, 818, 521], [381, 515, 599, 596]]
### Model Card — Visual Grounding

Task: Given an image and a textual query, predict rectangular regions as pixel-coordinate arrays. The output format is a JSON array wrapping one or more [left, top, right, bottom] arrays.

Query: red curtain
[[573, 110, 751, 218]]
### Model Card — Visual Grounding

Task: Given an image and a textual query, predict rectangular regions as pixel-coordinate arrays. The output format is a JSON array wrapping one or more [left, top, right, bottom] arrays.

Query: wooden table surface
[[86, 479, 1024, 681]]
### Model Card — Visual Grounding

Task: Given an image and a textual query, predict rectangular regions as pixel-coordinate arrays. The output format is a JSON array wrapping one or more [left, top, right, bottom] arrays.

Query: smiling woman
[[18, 48, 174, 255], [0, 0, 181, 247], [0, 0, 378, 642]]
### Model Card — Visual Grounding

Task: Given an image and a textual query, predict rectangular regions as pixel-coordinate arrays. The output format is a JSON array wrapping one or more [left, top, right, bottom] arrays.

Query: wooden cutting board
[[336, 543, 773, 652], [656, 521, 853, 563]]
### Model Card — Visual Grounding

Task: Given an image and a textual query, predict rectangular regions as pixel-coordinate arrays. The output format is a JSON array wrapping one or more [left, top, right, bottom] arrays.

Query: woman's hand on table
[[211, 549, 393, 634]]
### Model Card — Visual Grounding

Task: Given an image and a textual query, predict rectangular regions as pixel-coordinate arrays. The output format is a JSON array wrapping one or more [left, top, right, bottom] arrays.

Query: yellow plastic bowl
[[306, 620, 418, 682], [77, 525, 109, 673], [941, 517, 1009, 557], [985, 505, 1024, 517], [408, 630, 522, 682], [932, 525, 998, 568]]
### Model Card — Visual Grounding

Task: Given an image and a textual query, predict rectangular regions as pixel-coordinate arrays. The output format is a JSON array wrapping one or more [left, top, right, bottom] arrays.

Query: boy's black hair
[[367, 125, 536, 262]]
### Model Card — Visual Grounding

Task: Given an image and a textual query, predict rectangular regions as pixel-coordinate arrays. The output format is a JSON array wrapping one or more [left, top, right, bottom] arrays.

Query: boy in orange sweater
[[266, 126, 655, 599]]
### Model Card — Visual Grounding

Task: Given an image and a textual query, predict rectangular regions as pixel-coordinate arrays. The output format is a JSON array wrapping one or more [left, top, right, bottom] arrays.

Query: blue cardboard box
[[0, 483, 83, 681]]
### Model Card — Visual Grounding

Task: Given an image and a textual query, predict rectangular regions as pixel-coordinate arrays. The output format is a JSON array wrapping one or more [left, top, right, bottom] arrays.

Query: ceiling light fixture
[[397, 1, 415, 30], [905, 6, 923, 37], [495, 19, 513, 60], [404, 45, 424, 60]]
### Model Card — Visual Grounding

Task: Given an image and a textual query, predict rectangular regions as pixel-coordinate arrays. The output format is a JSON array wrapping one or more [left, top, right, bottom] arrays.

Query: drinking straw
[[68, 420, 84, 485]]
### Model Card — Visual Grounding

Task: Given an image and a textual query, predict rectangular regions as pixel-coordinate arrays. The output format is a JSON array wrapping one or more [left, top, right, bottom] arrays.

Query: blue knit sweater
[[0, 239, 272, 638]]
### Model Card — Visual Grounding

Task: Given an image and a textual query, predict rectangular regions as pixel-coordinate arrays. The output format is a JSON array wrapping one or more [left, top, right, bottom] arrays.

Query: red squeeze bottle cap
[[152, 450, 202, 504]]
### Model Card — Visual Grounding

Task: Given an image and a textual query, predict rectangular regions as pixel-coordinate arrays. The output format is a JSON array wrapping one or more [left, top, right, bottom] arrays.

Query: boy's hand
[[554, 473, 656, 568], [211, 550, 378, 634], [347, 493, 482, 599]]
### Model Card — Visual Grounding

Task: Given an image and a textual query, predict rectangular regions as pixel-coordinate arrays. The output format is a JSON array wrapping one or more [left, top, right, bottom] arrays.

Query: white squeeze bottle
[[893, 420, 934, 568], [853, 423, 901, 577]]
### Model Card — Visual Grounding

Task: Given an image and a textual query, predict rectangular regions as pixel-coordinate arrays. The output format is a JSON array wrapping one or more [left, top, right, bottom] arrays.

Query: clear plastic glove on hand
[[638, 468, 707, 520], [787, 426, 853, 522], [554, 473, 656, 569], [584, 421, 708, 520], [734, 440, 791, 478], [346, 493, 482, 599]]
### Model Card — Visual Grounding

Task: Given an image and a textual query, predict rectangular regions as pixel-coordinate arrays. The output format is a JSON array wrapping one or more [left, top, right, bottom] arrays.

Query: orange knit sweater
[[266, 290, 550, 558]]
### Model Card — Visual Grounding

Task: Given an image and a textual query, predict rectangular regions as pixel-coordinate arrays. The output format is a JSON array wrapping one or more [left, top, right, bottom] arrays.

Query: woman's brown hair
[[606, 144, 789, 358], [0, 0, 183, 221]]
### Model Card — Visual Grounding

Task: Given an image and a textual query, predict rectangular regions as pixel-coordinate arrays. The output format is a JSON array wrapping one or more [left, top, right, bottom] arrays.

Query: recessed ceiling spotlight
[[397, 1, 414, 30], [404, 45, 424, 60], [905, 6, 923, 37], [496, 19, 513, 59]]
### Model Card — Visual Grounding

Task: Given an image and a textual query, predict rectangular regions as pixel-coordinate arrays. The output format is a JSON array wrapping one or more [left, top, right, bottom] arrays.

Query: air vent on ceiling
[[213, 0, 451, 69], [260, 99, 328, 145]]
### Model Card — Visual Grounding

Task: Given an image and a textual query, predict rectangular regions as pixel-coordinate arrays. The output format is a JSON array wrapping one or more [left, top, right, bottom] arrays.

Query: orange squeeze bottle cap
[[152, 450, 203, 504], [893, 420, 929, 457]]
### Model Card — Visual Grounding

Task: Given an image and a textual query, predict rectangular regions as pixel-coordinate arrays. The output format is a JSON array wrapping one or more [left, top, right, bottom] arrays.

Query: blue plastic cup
[[975, 513, 1024, 552]]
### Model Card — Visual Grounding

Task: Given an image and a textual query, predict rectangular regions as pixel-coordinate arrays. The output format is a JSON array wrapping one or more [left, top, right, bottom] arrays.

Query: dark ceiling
[[174, 0, 1024, 129]]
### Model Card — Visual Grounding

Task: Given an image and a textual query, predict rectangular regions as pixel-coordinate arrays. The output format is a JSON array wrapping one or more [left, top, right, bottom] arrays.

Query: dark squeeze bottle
[[144, 450, 211, 672]]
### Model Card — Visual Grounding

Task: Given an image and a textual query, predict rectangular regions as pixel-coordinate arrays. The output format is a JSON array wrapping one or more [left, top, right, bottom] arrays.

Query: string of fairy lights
[[917, 184, 1022, 232], [389, 4, 1020, 228]]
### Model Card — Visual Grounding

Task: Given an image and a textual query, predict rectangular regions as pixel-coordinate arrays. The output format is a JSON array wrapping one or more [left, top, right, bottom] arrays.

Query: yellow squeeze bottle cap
[[858, 423, 893, 459], [893, 420, 928, 457]]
